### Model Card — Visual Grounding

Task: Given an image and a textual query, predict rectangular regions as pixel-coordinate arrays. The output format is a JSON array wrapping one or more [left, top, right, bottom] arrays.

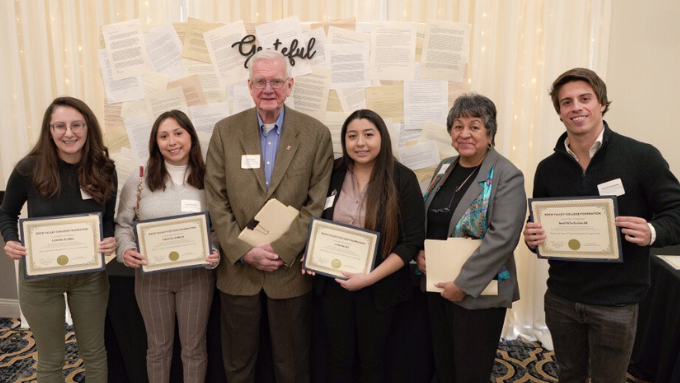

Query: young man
[[523, 68, 680, 382], [205, 50, 333, 383]]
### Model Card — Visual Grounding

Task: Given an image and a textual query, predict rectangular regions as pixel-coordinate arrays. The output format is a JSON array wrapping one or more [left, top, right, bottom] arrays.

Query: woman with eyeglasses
[[114, 110, 219, 383], [0, 97, 117, 382], [416, 93, 526, 382], [306, 109, 425, 383]]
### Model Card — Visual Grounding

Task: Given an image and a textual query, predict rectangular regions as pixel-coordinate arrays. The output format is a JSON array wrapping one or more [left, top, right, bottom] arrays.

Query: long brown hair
[[145, 110, 205, 192], [338, 109, 399, 259], [19, 96, 115, 204]]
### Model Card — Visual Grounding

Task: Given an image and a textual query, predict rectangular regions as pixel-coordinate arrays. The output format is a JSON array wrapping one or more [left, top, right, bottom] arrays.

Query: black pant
[[427, 294, 506, 383], [320, 282, 395, 383]]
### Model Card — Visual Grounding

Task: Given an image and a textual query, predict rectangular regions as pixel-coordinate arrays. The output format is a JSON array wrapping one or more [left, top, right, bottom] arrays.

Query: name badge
[[181, 199, 201, 213], [324, 192, 336, 210], [437, 163, 450, 175], [598, 178, 625, 197], [80, 188, 93, 200], [241, 155, 260, 169]]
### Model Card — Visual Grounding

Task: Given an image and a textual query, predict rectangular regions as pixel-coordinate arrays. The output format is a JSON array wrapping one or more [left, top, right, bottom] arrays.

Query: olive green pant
[[19, 268, 109, 383]]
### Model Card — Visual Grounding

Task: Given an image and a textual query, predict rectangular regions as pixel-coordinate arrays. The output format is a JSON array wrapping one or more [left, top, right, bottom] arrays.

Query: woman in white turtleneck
[[114, 110, 219, 383]]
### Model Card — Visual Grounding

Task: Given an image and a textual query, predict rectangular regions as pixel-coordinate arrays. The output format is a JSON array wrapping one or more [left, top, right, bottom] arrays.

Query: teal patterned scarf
[[452, 164, 509, 281]]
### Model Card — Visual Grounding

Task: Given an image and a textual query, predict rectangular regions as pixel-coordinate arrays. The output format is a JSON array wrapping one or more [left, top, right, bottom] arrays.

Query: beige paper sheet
[[425, 237, 498, 295], [238, 199, 299, 248]]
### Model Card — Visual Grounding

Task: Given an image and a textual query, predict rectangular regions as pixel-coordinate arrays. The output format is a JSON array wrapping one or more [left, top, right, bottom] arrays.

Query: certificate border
[[302, 217, 380, 279], [19, 212, 104, 279], [134, 211, 213, 275], [528, 196, 623, 262]]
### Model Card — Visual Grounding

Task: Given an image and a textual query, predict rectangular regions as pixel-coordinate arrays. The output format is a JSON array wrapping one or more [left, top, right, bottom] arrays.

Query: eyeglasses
[[251, 78, 289, 89], [50, 121, 86, 134]]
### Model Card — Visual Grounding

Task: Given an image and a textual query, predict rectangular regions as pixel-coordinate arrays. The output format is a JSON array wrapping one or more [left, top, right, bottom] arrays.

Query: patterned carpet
[[0, 317, 651, 383], [0, 318, 84, 382]]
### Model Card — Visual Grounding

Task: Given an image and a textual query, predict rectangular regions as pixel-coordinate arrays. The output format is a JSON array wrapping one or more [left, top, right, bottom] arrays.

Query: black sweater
[[0, 158, 117, 243], [533, 123, 680, 305]]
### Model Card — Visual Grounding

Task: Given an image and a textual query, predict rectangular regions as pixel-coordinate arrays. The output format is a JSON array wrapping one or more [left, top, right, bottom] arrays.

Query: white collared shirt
[[564, 128, 604, 161]]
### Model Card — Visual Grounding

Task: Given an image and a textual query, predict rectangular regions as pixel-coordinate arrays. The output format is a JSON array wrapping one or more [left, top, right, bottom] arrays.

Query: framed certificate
[[20, 213, 104, 279], [134, 212, 213, 274], [302, 217, 380, 279], [529, 196, 623, 262]]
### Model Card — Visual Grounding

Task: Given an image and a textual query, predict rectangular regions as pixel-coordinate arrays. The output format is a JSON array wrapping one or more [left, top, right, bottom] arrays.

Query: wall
[[606, 0, 680, 174], [0, 190, 21, 317], [0, 234, 21, 318]]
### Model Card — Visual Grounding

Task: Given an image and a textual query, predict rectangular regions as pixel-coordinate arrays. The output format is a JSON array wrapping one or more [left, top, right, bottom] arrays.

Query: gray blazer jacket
[[205, 106, 333, 299], [424, 148, 526, 309]]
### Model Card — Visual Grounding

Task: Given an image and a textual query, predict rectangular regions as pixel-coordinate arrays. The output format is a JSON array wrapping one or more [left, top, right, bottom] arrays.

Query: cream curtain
[[0, 0, 612, 348]]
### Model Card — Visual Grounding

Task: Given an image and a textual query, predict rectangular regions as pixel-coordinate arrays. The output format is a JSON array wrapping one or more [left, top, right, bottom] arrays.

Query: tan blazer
[[205, 106, 333, 299]]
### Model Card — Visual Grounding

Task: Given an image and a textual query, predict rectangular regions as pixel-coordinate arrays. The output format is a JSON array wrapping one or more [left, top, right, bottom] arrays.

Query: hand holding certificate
[[302, 218, 379, 279], [134, 212, 213, 274], [20, 213, 104, 278], [528, 196, 622, 262]]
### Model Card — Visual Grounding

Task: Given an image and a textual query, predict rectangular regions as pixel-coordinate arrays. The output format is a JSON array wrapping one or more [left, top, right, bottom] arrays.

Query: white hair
[[248, 49, 292, 79]]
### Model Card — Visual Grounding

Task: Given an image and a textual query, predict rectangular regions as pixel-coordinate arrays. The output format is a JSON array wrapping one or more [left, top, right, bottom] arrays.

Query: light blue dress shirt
[[257, 108, 285, 188]]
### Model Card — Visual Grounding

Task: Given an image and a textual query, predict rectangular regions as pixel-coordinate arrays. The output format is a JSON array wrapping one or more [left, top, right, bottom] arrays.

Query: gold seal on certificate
[[20, 213, 104, 278], [134, 212, 212, 274], [529, 196, 623, 262], [302, 218, 380, 279]]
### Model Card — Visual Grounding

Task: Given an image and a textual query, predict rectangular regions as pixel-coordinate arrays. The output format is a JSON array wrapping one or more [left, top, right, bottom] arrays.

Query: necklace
[[455, 164, 479, 192], [429, 162, 480, 214]]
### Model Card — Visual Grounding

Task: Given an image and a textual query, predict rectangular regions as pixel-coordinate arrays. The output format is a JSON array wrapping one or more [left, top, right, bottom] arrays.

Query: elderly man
[[524, 68, 680, 382], [205, 49, 333, 383]]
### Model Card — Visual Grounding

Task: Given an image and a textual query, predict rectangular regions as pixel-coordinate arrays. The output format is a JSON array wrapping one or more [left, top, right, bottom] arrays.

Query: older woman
[[416, 93, 526, 382]]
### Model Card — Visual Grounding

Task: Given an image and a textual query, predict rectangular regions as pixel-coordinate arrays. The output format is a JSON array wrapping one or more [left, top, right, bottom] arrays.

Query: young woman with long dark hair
[[308, 109, 425, 383], [114, 110, 219, 383], [0, 96, 117, 382]]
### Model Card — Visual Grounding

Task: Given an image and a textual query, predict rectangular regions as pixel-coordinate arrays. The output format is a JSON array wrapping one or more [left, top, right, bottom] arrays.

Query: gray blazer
[[424, 148, 526, 309]]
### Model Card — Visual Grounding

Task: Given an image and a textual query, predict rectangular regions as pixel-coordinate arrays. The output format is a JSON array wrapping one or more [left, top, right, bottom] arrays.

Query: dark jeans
[[544, 290, 638, 383]]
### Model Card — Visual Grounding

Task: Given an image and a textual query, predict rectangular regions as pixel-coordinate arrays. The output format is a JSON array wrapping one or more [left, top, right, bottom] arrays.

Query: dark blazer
[[315, 160, 425, 311], [424, 148, 526, 309], [205, 106, 334, 299]]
